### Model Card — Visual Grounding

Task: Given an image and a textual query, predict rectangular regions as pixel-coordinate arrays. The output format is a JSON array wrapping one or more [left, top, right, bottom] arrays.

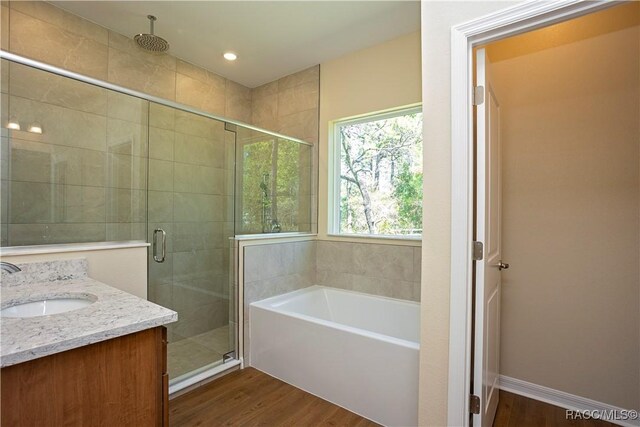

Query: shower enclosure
[[0, 54, 313, 388]]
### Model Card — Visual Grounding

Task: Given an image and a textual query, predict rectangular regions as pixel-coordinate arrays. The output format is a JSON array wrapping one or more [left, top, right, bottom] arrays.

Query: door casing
[[447, 1, 617, 426]]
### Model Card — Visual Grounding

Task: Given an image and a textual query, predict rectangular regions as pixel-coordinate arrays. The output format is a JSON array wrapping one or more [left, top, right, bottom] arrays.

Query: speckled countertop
[[1, 259, 177, 368]]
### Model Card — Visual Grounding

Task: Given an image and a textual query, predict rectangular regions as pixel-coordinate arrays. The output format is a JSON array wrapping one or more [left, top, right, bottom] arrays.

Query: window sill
[[325, 233, 421, 246]]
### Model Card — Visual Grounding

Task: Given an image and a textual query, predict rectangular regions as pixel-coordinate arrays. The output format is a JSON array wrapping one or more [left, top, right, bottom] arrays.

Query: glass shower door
[[147, 102, 236, 382]]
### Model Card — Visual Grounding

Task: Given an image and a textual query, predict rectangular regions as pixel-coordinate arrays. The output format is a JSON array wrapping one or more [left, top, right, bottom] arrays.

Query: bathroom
[[1, 1, 638, 427]]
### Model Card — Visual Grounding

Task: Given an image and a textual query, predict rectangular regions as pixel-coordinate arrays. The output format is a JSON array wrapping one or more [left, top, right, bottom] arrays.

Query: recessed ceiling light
[[223, 52, 237, 61], [7, 116, 20, 130]]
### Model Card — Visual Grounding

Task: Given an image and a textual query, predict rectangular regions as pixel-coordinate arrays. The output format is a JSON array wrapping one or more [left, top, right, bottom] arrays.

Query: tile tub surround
[[0, 259, 177, 367], [316, 240, 422, 302], [242, 239, 316, 364], [241, 238, 421, 362]]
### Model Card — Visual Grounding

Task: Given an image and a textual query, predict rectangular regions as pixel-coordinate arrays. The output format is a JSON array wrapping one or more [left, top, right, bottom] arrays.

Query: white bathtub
[[250, 285, 420, 426]]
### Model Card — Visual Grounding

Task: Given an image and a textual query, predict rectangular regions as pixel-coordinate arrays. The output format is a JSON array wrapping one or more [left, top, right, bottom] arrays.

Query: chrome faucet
[[0, 262, 21, 274]]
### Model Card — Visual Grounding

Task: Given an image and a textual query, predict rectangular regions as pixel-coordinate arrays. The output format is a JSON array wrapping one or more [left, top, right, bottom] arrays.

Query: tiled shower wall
[[2, 0, 320, 236], [2, 1, 252, 123], [251, 67, 320, 232], [242, 239, 421, 363], [243, 239, 316, 364], [1, 60, 150, 245], [147, 104, 235, 342]]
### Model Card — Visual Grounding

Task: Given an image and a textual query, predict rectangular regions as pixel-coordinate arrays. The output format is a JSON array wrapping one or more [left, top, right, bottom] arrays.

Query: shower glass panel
[[0, 60, 149, 246], [1, 55, 313, 386], [147, 102, 235, 381], [235, 126, 312, 234]]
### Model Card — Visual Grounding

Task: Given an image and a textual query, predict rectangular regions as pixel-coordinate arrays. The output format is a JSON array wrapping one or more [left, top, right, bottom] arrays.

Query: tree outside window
[[336, 107, 422, 237]]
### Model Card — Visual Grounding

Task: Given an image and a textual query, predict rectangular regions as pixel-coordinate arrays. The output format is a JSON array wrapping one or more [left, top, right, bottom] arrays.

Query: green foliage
[[339, 111, 423, 236], [239, 132, 311, 234], [394, 164, 423, 232]]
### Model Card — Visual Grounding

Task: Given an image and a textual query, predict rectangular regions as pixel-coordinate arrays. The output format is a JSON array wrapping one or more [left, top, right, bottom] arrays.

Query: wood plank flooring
[[170, 369, 619, 427], [494, 391, 617, 427], [169, 367, 379, 426]]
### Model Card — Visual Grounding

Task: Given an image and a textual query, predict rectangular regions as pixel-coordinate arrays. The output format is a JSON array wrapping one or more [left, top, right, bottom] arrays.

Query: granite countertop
[[1, 259, 177, 368]]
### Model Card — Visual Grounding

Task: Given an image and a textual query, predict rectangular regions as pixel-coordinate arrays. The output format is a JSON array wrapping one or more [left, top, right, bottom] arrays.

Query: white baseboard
[[499, 375, 639, 427]]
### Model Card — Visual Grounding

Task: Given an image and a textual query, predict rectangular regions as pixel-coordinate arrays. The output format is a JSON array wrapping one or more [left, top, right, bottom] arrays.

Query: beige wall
[[1, 246, 148, 298], [488, 6, 640, 409], [318, 31, 421, 243], [2, 1, 252, 123], [419, 2, 521, 425]]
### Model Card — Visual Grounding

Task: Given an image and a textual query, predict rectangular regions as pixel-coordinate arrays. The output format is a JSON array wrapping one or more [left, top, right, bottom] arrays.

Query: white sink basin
[[1, 297, 95, 318]]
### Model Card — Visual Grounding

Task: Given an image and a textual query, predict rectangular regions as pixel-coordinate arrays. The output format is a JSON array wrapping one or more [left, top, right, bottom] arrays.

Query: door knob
[[497, 261, 509, 270]]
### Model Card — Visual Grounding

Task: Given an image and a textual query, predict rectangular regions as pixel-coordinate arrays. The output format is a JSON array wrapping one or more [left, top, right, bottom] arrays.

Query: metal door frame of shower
[[0, 50, 312, 394]]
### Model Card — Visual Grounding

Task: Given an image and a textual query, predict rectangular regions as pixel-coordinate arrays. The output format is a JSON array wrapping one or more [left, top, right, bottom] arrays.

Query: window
[[332, 107, 423, 238]]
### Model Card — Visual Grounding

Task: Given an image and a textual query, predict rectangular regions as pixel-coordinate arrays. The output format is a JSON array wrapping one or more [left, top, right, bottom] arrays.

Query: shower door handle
[[153, 228, 166, 263]]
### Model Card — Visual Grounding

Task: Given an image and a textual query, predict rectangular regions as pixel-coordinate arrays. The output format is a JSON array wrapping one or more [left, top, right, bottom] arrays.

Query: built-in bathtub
[[250, 285, 419, 426]]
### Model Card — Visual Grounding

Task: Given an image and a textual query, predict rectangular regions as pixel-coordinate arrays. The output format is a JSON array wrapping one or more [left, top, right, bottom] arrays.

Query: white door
[[473, 48, 505, 427]]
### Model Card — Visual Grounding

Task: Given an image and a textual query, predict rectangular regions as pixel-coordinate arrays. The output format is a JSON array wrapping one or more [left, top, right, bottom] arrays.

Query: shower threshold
[[169, 358, 241, 396]]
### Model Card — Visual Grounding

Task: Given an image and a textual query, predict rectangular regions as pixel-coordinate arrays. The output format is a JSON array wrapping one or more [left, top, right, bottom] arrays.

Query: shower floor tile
[[168, 325, 231, 379]]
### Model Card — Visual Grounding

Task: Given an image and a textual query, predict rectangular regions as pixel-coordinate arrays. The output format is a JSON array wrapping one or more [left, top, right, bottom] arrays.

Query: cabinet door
[[2, 328, 165, 427]]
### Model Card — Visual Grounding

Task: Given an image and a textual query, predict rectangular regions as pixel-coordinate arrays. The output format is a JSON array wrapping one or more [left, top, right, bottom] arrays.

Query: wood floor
[[494, 391, 617, 427], [170, 369, 618, 427], [169, 367, 379, 426]]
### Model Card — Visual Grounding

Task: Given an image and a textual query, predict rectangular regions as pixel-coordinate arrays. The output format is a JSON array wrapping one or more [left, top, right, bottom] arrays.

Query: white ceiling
[[51, 1, 420, 88]]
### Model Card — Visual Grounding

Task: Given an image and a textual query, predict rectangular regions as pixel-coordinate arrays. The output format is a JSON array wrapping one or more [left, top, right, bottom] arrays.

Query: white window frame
[[328, 105, 423, 240]]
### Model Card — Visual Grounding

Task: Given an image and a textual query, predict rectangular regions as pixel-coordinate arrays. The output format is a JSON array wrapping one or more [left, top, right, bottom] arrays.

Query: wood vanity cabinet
[[1, 326, 168, 427]]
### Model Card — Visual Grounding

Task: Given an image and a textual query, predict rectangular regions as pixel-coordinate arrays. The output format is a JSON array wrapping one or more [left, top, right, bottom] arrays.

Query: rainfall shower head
[[134, 15, 169, 53]]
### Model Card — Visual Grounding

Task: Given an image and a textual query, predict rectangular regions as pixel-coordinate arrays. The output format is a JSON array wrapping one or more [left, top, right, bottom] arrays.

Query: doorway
[[451, 2, 640, 425]]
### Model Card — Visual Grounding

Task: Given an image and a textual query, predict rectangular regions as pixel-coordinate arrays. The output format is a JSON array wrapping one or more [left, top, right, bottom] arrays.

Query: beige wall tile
[[352, 243, 414, 282], [1, 138, 8, 181], [54, 185, 106, 223], [278, 81, 319, 117], [108, 47, 176, 100], [9, 180, 51, 223], [105, 188, 146, 222], [174, 163, 224, 195], [174, 193, 223, 222], [176, 60, 221, 84], [251, 93, 278, 131], [278, 109, 318, 144], [278, 65, 319, 91], [174, 133, 225, 169], [10, 62, 107, 115], [149, 127, 175, 161], [107, 153, 147, 190], [1, 59, 7, 94], [173, 221, 225, 252], [10, 139, 106, 187], [149, 102, 176, 130], [174, 109, 225, 139], [176, 73, 225, 116], [8, 223, 106, 245], [10, 1, 108, 44], [106, 118, 148, 157], [10, 10, 108, 80], [1, 6, 9, 50], [107, 91, 148, 124], [252, 80, 278, 99], [225, 80, 251, 123], [148, 159, 174, 191], [105, 221, 146, 241], [148, 191, 173, 223], [9, 95, 107, 151]]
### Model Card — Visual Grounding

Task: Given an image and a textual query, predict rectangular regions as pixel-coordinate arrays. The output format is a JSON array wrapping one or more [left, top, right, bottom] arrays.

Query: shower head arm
[[147, 15, 156, 35]]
